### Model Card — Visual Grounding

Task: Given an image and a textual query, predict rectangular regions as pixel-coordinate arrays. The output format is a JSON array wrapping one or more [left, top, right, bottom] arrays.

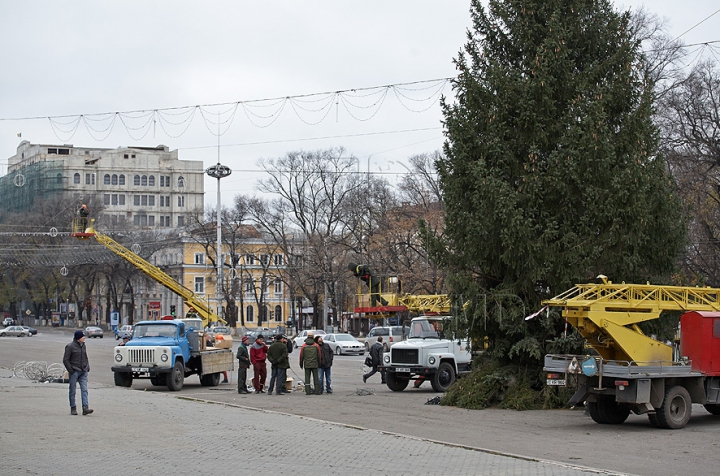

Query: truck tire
[[386, 373, 409, 392], [657, 385, 691, 429], [587, 396, 629, 424], [648, 412, 661, 428], [200, 373, 221, 387], [113, 372, 132, 388], [430, 362, 456, 392], [166, 361, 184, 391], [704, 404, 720, 415]]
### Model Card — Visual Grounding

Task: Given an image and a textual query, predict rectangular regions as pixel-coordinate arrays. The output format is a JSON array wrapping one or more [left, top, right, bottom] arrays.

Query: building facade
[[0, 141, 204, 228]]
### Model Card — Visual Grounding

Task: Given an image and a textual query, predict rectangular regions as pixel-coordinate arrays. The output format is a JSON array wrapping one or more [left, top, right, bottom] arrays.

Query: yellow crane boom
[[543, 280, 720, 364], [72, 218, 223, 327]]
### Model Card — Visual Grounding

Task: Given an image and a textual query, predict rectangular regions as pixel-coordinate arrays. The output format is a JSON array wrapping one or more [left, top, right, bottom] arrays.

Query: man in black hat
[[63, 330, 93, 415], [267, 334, 290, 395]]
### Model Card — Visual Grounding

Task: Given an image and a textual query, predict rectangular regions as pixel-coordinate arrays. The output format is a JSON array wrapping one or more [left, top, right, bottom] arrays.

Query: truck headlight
[[161, 353, 169, 362], [383, 355, 390, 364], [115, 353, 123, 362], [428, 356, 436, 365]]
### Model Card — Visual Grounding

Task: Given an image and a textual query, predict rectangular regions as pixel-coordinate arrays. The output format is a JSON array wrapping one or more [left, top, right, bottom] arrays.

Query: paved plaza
[[0, 369, 632, 476]]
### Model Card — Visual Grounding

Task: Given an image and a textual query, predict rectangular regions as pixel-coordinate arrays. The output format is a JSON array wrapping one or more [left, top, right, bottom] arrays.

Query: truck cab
[[380, 316, 472, 392]]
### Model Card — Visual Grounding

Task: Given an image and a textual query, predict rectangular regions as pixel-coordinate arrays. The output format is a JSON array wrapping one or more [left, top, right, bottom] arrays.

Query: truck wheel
[[200, 373, 221, 387], [150, 376, 163, 386], [704, 404, 720, 415], [587, 401, 604, 424], [113, 372, 132, 388], [430, 362, 456, 392], [597, 395, 630, 424], [657, 385, 691, 429], [648, 413, 661, 428], [166, 361, 184, 391], [386, 373, 409, 392]]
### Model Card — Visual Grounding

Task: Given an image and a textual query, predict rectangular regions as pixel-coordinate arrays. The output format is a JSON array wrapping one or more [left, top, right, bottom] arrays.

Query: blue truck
[[111, 319, 234, 391]]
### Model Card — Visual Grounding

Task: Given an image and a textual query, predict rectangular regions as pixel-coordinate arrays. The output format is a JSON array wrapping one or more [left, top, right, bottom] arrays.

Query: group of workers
[[236, 331, 335, 395]]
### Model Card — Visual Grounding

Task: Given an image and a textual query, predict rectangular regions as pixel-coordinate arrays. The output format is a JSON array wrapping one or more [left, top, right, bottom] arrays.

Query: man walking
[[316, 335, 333, 394], [363, 336, 386, 384], [267, 334, 289, 395], [299, 331, 322, 395], [63, 330, 93, 415], [237, 335, 251, 394], [250, 334, 268, 393]]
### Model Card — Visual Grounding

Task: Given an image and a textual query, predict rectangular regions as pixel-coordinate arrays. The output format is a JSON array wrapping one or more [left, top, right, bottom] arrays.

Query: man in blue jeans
[[63, 330, 93, 415], [316, 335, 334, 394]]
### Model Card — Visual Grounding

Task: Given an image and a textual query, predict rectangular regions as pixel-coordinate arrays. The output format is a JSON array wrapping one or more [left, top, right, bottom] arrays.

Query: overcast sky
[[1, 1, 717, 209]]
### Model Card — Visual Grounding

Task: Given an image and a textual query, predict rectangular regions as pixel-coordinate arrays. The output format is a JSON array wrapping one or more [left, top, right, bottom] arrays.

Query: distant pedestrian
[[236, 335, 251, 394], [267, 334, 290, 395], [316, 335, 333, 394], [363, 336, 386, 384], [62, 330, 93, 415], [250, 334, 268, 393], [299, 331, 322, 395]]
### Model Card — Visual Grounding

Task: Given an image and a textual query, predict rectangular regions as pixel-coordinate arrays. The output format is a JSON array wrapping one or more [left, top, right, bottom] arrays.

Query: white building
[[1, 141, 204, 228]]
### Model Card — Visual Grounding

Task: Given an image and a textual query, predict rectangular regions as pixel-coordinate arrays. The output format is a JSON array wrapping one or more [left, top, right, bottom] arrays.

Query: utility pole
[[205, 162, 231, 325]]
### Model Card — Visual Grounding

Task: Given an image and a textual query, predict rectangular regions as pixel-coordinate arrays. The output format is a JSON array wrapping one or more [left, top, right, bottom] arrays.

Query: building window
[[160, 196, 164, 207], [274, 279, 283, 295], [260, 305, 268, 323], [160, 176, 165, 187], [124, 154, 129, 159], [194, 253, 204, 265], [48, 148, 57, 154], [160, 216, 166, 227], [178, 196, 185, 207], [104, 174, 111, 185], [178, 176, 185, 188], [274, 305, 282, 323], [148, 216, 155, 226], [245, 279, 254, 294], [177, 216, 184, 227], [165, 196, 170, 206], [133, 195, 140, 206], [134, 175, 140, 186], [85, 173, 95, 185], [165, 175, 171, 187], [119, 174, 125, 185], [194, 277, 204, 294], [112, 174, 118, 185], [148, 196, 155, 206], [56, 173, 63, 185], [141, 195, 148, 206], [141, 175, 147, 186], [274, 254, 284, 266], [111, 194, 118, 205], [73, 173, 80, 184], [260, 254, 269, 266], [246, 306, 254, 323], [103, 194, 110, 205], [149, 175, 155, 186], [245, 254, 255, 265], [119, 195, 125, 205]]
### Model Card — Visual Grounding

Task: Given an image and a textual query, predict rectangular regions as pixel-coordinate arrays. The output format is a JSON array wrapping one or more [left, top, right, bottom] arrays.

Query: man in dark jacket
[[299, 331, 322, 395], [316, 335, 334, 394], [236, 335, 251, 394], [250, 335, 269, 393], [363, 336, 386, 384], [267, 334, 290, 395], [63, 330, 93, 415]]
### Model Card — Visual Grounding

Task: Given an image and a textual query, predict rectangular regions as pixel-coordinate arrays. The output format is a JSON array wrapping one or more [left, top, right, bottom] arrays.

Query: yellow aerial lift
[[71, 218, 223, 328]]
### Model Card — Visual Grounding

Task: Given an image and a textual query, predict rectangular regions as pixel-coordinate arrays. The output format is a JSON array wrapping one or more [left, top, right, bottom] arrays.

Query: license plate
[[547, 379, 566, 386], [132, 367, 149, 372], [396, 368, 411, 373]]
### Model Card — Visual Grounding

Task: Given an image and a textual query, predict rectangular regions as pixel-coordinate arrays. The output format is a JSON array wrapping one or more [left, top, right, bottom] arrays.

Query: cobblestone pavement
[[0, 370, 633, 476]]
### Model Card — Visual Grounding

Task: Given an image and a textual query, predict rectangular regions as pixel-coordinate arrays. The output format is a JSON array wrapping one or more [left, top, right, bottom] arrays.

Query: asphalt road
[[2, 328, 720, 476]]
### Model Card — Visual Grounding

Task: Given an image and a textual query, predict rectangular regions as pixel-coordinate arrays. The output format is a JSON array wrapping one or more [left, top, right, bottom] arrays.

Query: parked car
[[84, 326, 104, 338], [21, 326, 37, 336], [292, 329, 326, 348], [364, 326, 408, 352], [208, 326, 231, 338], [0, 326, 30, 337], [323, 333, 365, 355], [115, 325, 133, 340], [3, 317, 14, 327]]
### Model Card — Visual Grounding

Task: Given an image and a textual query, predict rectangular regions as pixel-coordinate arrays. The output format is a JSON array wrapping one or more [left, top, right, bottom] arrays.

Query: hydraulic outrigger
[[71, 218, 223, 327]]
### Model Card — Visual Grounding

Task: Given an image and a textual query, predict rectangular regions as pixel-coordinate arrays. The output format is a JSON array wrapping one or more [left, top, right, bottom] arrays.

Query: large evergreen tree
[[437, 0, 685, 400]]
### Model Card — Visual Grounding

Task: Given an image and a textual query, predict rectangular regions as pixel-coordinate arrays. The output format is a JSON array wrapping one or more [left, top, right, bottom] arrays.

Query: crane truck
[[543, 279, 720, 429], [71, 218, 234, 391]]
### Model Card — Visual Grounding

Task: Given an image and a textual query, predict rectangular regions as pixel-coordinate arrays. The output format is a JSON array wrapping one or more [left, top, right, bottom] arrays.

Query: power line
[[672, 8, 720, 41]]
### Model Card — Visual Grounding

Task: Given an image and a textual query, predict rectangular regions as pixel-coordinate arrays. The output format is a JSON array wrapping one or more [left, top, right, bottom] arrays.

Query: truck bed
[[198, 348, 234, 375], [544, 354, 704, 379]]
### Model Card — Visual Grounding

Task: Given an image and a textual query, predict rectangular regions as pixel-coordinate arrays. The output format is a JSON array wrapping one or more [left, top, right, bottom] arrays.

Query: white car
[[115, 324, 133, 340], [0, 326, 30, 337], [323, 333, 365, 355], [293, 329, 326, 348]]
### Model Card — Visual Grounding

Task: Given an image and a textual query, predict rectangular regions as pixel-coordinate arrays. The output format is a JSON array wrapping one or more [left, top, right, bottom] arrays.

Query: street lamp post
[[205, 162, 232, 324]]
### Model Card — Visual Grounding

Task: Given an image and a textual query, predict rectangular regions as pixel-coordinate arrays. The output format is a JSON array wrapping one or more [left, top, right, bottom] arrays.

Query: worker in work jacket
[[299, 333, 322, 395], [250, 335, 269, 393]]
